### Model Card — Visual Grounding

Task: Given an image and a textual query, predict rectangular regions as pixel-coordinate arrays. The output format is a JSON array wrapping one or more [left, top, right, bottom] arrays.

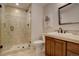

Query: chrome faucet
[[55, 27, 67, 33], [58, 27, 63, 33], [58, 27, 67, 33]]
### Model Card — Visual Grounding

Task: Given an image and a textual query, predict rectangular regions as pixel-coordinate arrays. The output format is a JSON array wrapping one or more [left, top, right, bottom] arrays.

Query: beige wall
[[1, 5, 30, 50], [31, 4, 44, 41]]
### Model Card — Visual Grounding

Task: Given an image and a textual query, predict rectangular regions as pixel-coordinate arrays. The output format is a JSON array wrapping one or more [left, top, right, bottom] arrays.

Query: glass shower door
[[1, 6, 30, 53]]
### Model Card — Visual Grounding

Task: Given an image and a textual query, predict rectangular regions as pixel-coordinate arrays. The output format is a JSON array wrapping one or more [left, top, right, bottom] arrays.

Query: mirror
[[58, 3, 79, 25]]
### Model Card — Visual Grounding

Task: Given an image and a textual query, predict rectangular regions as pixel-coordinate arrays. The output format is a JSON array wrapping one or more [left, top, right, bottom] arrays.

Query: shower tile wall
[[1, 6, 30, 51], [0, 8, 1, 41], [0, 6, 2, 52]]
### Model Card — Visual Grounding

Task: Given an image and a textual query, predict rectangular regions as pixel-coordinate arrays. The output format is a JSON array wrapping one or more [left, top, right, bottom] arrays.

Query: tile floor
[[1, 47, 45, 56]]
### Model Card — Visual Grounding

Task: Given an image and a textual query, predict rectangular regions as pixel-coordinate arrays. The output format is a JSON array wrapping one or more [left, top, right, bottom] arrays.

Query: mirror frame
[[58, 3, 79, 25]]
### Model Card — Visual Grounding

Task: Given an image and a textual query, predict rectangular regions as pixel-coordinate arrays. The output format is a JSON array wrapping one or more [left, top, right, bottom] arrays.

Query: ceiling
[[2, 3, 49, 10], [3, 3, 31, 10]]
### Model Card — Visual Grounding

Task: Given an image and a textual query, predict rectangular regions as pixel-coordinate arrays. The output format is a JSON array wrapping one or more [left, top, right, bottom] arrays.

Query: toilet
[[32, 35, 45, 55]]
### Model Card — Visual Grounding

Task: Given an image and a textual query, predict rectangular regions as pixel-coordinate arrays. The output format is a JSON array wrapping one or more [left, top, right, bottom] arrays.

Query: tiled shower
[[0, 4, 31, 54]]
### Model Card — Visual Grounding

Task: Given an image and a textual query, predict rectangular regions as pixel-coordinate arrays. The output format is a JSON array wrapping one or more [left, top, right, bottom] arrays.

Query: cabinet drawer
[[67, 42, 79, 54]]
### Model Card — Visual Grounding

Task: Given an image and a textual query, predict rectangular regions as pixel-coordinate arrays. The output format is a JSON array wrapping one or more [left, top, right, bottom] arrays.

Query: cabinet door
[[67, 50, 79, 56], [50, 38, 54, 56], [54, 39, 66, 56], [67, 42, 79, 56], [45, 36, 51, 56]]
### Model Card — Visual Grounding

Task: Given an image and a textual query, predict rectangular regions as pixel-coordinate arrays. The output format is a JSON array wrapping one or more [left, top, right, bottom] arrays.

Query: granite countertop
[[44, 32, 79, 44]]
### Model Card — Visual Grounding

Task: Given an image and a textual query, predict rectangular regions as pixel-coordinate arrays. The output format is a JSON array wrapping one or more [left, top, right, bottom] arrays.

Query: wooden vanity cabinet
[[45, 36, 79, 56], [45, 36, 66, 56]]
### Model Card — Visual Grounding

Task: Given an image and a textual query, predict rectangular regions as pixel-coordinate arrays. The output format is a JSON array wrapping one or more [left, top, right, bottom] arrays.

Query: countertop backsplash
[[44, 27, 79, 36]]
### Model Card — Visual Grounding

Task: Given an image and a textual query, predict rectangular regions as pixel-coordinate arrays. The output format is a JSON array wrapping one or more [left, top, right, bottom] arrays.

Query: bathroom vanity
[[45, 32, 79, 56]]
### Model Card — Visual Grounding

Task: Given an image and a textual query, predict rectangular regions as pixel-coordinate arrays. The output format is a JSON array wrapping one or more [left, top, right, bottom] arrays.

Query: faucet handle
[[63, 30, 67, 33], [59, 27, 63, 33]]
